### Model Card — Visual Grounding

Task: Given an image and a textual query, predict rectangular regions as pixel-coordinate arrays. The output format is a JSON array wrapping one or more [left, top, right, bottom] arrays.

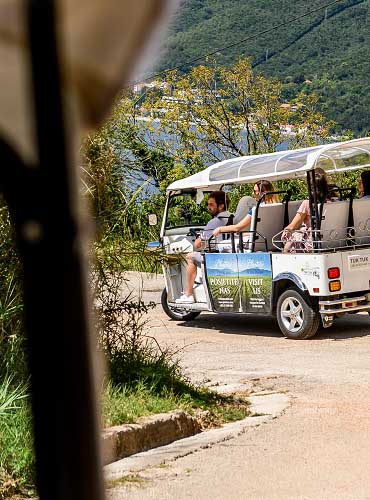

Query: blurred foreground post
[[23, 1, 103, 498], [0, 0, 176, 498]]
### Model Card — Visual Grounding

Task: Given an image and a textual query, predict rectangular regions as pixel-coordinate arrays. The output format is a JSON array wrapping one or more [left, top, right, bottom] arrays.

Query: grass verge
[[0, 380, 250, 499], [102, 381, 251, 430]]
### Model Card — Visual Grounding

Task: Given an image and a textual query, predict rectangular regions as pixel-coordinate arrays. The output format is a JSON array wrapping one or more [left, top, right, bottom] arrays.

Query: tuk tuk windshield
[[165, 192, 211, 230]]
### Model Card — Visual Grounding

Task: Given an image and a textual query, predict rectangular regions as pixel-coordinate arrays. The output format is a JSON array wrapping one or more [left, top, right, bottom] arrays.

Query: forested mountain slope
[[158, 0, 370, 134]]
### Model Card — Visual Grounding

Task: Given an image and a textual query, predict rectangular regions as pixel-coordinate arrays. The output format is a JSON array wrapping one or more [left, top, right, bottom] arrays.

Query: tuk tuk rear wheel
[[276, 288, 320, 339], [161, 288, 200, 321]]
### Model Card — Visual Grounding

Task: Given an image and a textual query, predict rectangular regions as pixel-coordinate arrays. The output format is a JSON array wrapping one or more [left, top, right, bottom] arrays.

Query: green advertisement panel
[[205, 254, 241, 312], [205, 253, 272, 314], [237, 253, 272, 313]]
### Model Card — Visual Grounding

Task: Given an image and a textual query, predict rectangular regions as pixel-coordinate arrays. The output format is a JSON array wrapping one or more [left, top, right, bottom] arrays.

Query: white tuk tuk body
[[159, 138, 370, 339]]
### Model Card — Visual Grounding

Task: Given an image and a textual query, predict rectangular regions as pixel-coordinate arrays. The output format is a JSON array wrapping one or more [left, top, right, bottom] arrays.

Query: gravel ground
[[108, 274, 370, 500]]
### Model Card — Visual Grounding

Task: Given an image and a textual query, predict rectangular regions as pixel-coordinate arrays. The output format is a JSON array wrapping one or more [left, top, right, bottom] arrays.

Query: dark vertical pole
[[251, 193, 265, 253], [18, 1, 105, 498], [307, 169, 320, 252]]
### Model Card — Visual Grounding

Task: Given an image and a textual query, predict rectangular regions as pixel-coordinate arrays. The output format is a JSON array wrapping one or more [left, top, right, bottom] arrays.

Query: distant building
[[133, 82, 146, 93], [279, 124, 294, 134], [133, 80, 171, 94]]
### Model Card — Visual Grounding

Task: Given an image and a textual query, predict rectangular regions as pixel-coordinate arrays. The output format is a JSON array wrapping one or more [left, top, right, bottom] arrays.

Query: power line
[[129, 0, 345, 86]]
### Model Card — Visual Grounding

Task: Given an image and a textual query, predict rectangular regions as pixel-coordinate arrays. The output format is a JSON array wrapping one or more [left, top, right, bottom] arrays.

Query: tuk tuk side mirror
[[148, 214, 158, 226]]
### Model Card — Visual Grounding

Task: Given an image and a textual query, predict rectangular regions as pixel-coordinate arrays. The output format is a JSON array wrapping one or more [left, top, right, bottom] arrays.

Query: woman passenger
[[213, 179, 279, 239], [282, 168, 331, 253], [359, 170, 370, 199]]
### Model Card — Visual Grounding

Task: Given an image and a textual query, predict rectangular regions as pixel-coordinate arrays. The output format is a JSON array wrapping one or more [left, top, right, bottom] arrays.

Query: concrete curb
[[104, 392, 289, 481], [102, 410, 201, 466]]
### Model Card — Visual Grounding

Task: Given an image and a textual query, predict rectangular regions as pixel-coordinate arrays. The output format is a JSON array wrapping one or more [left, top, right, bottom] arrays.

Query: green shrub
[[0, 200, 26, 383], [0, 200, 33, 497], [0, 377, 34, 498], [93, 261, 186, 392]]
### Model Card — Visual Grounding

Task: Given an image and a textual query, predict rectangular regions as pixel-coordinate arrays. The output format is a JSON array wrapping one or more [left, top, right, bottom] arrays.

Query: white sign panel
[[348, 254, 370, 271]]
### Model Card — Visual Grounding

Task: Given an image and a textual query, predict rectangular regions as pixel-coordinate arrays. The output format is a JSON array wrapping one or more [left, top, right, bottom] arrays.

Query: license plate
[[348, 254, 370, 271]]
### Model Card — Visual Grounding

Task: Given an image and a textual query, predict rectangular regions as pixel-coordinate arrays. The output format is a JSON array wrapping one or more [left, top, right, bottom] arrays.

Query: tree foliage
[[83, 57, 335, 242], [82, 99, 168, 243], [156, 0, 370, 134], [143, 58, 333, 166]]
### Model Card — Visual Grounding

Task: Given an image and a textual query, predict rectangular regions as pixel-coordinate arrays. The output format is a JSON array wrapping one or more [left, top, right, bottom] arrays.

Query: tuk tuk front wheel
[[161, 288, 200, 321], [276, 288, 320, 339]]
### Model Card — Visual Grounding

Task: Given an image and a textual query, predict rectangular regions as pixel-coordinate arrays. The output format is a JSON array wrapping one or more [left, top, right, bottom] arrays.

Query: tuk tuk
[[153, 138, 370, 339]]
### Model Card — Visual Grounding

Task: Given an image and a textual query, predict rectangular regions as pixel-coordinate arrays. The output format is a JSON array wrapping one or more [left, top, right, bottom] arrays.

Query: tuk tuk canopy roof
[[166, 138, 370, 192]]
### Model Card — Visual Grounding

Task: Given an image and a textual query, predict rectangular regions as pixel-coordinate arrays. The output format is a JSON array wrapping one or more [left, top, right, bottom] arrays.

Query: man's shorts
[[191, 252, 202, 267]]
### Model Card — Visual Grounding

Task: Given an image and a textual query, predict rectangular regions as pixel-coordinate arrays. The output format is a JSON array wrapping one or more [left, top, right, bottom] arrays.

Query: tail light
[[329, 280, 341, 292], [328, 267, 340, 279]]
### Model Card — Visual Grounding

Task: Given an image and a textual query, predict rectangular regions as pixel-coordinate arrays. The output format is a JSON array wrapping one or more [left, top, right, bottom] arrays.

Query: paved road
[[109, 275, 370, 499]]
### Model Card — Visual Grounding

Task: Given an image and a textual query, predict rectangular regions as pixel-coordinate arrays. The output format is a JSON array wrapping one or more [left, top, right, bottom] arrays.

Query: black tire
[[161, 288, 200, 321], [276, 287, 320, 339]]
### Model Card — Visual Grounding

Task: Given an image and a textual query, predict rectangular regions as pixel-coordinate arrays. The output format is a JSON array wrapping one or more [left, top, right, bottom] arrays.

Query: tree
[[81, 58, 336, 240], [82, 97, 175, 242], [143, 58, 334, 168]]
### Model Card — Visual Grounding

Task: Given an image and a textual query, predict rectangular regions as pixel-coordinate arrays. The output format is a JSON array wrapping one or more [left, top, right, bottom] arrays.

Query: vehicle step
[[169, 302, 210, 312]]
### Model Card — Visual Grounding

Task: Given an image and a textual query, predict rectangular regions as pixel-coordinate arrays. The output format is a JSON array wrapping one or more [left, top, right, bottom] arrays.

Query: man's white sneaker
[[175, 294, 194, 304]]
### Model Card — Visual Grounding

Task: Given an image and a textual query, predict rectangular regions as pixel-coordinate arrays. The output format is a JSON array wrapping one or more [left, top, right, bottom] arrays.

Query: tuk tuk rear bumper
[[319, 293, 370, 327]]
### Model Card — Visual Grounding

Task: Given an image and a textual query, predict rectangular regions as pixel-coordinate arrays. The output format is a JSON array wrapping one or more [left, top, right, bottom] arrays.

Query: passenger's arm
[[213, 214, 252, 237], [282, 212, 307, 253], [284, 212, 306, 231], [194, 237, 202, 250]]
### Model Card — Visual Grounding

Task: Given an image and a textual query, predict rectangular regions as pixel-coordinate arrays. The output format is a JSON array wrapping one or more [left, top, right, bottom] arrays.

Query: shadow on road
[[316, 314, 370, 341], [178, 312, 370, 341], [180, 314, 285, 339]]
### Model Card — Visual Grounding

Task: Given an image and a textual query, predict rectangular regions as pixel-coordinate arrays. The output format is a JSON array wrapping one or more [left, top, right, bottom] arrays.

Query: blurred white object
[[62, 0, 179, 127], [0, 0, 178, 162], [0, 0, 34, 161]]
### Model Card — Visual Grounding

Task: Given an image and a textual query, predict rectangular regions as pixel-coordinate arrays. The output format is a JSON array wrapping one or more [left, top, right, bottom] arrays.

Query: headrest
[[234, 196, 256, 224]]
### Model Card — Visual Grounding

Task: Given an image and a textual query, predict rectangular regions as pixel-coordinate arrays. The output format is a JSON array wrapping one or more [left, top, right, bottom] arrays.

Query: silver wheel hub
[[281, 297, 304, 333]]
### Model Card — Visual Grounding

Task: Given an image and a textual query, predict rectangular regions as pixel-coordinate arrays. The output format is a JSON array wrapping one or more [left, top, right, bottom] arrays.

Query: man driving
[[175, 191, 230, 304]]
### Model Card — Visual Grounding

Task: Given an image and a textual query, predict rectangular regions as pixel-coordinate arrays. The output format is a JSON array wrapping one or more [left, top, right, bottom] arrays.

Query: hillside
[[157, 0, 370, 134]]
